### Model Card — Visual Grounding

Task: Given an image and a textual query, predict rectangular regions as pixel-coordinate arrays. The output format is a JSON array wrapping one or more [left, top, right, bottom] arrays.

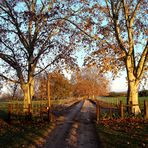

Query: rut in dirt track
[[42, 100, 102, 148]]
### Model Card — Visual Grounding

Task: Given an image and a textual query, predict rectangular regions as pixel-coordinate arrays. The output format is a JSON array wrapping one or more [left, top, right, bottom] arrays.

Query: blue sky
[[75, 50, 127, 92], [1, 0, 147, 94], [75, 50, 148, 92]]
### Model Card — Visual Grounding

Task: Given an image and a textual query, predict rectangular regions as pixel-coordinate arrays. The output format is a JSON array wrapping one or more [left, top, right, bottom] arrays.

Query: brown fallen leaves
[[98, 118, 148, 147]]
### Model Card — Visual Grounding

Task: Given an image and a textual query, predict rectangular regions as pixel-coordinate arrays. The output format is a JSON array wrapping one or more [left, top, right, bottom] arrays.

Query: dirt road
[[42, 100, 102, 148]]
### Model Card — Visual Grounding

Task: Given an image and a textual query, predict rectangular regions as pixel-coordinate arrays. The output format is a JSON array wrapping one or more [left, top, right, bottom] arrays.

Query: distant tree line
[[139, 90, 148, 97], [0, 67, 109, 101], [109, 90, 148, 97], [35, 67, 109, 100], [109, 92, 127, 97]]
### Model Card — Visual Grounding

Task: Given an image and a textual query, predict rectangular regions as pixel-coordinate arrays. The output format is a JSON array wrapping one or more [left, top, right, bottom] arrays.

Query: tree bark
[[127, 76, 141, 114], [22, 84, 30, 111], [126, 54, 141, 114], [21, 79, 34, 112]]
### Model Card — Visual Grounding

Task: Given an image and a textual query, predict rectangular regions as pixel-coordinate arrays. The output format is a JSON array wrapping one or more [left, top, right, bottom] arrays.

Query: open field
[[97, 97, 148, 108], [0, 98, 81, 111]]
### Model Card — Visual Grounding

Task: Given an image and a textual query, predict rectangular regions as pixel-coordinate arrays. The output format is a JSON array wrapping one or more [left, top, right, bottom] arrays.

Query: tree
[[36, 71, 72, 100], [37, 75, 47, 100], [50, 71, 72, 100], [72, 66, 109, 98], [0, 0, 76, 109], [77, 0, 148, 114]]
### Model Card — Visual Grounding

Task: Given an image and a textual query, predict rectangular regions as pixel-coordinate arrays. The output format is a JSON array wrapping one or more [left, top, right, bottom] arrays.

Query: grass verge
[[96, 119, 148, 148], [0, 119, 55, 148]]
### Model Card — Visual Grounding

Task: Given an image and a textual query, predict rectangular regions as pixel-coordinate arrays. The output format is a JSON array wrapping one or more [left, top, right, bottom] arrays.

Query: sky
[[0, 0, 147, 94], [110, 75, 127, 92], [75, 50, 148, 92]]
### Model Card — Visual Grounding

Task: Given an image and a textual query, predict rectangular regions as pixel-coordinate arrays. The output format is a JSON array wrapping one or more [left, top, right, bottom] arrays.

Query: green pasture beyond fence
[[94, 97, 148, 121], [0, 99, 76, 111], [97, 97, 148, 109], [0, 100, 49, 121], [0, 98, 81, 122]]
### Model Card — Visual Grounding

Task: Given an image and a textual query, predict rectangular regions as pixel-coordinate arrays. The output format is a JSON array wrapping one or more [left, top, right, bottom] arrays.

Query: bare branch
[[136, 41, 148, 80], [0, 74, 20, 83], [130, 0, 141, 21], [110, 0, 127, 54]]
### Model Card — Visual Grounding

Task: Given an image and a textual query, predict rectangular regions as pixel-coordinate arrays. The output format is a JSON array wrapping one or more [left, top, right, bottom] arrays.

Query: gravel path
[[42, 100, 102, 148]]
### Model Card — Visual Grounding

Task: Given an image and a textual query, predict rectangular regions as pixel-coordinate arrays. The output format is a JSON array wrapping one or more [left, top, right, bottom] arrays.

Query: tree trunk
[[22, 79, 34, 112], [126, 54, 141, 115], [127, 80, 141, 114], [22, 84, 30, 111]]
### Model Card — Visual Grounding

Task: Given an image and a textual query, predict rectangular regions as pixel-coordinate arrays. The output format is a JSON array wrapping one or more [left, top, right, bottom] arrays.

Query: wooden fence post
[[96, 101, 100, 123], [15, 103, 18, 115], [144, 100, 148, 120], [120, 101, 124, 119], [47, 74, 51, 122], [47, 107, 50, 122], [28, 104, 30, 114], [28, 104, 32, 120], [116, 98, 119, 106], [130, 101, 132, 114], [8, 104, 12, 122], [109, 107, 112, 119]]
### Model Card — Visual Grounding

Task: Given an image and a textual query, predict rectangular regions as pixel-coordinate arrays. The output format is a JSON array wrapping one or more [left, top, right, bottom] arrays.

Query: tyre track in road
[[66, 100, 102, 148], [42, 100, 102, 148], [42, 101, 84, 148]]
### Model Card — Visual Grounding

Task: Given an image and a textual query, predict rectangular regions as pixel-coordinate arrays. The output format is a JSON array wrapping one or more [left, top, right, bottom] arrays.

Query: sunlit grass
[[97, 97, 148, 109], [0, 98, 80, 112]]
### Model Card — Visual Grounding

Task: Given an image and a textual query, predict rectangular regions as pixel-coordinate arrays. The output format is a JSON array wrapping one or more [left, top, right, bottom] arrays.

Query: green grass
[[0, 98, 79, 121], [0, 98, 77, 111], [0, 119, 55, 148], [0, 99, 68, 148], [0, 97, 81, 147], [96, 119, 148, 148], [97, 96, 148, 108]]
